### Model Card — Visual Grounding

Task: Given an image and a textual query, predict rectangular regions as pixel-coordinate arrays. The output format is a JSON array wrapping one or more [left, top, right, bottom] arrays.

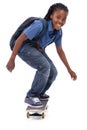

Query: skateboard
[[26, 100, 48, 119]]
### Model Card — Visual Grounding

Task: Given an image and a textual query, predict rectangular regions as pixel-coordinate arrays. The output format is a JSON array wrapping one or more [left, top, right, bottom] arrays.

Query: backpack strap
[[36, 18, 48, 38], [33, 18, 48, 51]]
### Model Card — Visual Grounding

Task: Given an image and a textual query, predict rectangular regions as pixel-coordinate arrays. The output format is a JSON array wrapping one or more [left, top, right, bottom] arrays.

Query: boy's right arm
[[6, 33, 28, 72]]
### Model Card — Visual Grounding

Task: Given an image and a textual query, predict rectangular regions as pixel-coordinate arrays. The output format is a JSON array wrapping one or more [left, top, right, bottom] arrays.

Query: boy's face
[[50, 9, 68, 30]]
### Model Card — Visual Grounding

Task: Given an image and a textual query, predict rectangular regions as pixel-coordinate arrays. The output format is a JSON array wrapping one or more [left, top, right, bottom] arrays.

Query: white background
[[0, 0, 87, 129]]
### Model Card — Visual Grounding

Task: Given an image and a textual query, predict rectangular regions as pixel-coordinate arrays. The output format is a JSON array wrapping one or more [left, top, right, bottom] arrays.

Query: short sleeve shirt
[[23, 19, 62, 48]]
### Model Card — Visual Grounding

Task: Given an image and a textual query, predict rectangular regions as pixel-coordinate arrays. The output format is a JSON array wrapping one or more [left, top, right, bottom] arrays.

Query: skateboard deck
[[26, 100, 48, 118]]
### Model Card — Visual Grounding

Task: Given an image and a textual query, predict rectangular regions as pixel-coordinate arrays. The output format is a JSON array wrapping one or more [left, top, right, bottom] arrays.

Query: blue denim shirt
[[23, 20, 62, 48]]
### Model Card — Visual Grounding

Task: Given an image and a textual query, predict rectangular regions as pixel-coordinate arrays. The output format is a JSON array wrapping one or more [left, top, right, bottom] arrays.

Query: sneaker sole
[[39, 98, 49, 101], [27, 103, 43, 108]]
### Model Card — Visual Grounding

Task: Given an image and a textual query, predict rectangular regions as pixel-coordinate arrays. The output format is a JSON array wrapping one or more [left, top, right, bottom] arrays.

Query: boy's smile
[[50, 9, 68, 30]]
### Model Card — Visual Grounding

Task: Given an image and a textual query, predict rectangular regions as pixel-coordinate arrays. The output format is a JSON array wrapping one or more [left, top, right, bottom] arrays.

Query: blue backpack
[[10, 17, 48, 50]]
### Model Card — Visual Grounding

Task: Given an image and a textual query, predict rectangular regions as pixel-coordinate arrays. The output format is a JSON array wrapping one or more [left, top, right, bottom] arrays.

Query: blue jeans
[[18, 43, 58, 97]]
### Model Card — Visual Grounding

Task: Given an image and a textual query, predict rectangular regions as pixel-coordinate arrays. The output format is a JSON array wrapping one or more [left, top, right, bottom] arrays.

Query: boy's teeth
[[57, 24, 61, 27]]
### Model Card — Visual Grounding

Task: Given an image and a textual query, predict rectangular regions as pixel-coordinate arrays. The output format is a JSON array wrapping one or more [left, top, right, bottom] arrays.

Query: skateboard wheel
[[42, 112, 45, 118], [27, 112, 30, 118]]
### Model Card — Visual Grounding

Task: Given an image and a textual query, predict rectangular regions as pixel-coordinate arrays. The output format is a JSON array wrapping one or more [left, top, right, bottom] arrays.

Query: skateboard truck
[[27, 112, 45, 118]]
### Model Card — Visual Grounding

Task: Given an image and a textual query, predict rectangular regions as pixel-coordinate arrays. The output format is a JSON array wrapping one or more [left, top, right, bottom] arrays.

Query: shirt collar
[[48, 20, 58, 39]]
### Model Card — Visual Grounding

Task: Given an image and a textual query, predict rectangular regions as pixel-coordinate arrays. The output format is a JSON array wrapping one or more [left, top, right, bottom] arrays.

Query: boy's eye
[[56, 15, 61, 19], [56, 15, 66, 22]]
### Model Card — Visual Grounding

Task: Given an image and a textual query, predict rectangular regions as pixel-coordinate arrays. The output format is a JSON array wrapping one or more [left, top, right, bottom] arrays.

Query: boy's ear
[[50, 14, 52, 19]]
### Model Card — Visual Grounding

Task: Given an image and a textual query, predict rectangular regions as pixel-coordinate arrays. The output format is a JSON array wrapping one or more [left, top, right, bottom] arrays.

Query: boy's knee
[[55, 69, 58, 77], [39, 61, 50, 77], [51, 67, 58, 81]]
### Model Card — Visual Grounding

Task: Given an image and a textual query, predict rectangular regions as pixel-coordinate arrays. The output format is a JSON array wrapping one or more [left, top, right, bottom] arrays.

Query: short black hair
[[44, 3, 69, 20]]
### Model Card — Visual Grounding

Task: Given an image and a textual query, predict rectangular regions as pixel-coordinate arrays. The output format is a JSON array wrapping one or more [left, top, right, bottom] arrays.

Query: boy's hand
[[6, 58, 15, 72], [68, 69, 77, 80]]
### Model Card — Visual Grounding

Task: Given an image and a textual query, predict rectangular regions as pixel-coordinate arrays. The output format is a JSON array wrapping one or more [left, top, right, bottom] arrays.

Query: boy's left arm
[[56, 45, 77, 80]]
